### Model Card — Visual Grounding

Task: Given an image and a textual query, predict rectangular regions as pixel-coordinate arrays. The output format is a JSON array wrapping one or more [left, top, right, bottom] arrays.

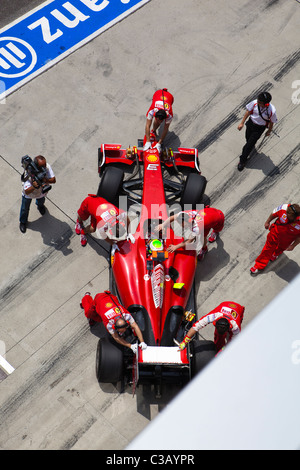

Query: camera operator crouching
[[19, 155, 56, 234]]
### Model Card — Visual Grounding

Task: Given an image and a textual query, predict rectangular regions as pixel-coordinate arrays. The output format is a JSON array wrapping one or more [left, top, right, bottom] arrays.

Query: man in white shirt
[[19, 155, 56, 233], [237, 91, 277, 171]]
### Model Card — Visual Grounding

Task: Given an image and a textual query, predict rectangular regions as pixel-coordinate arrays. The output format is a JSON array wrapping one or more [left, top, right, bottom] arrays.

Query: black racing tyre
[[96, 338, 124, 383], [97, 166, 124, 206], [190, 339, 216, 377], [180, 173, 207, 209]]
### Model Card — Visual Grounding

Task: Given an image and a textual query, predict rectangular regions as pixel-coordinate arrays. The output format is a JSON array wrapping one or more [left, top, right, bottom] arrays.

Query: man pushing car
[[81, 291, 147, 353]]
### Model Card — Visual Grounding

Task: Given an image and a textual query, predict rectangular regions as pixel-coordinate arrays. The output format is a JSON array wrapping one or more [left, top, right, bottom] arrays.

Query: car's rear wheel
[[180, 173, 207, 209], [97, 166, 124, 206], [96, 338, 124, 383], [190, 339, 216, 377]]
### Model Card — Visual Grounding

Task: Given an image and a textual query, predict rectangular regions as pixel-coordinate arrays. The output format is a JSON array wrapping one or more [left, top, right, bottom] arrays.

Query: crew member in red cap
[[81, 291, 147, 352], [178, 301, 245, 353], [144, 88, 174, 152], [75, 195, 130, 247]]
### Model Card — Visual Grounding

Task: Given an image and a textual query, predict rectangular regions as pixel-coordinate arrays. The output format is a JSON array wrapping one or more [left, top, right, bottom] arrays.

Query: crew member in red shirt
[[144, 88, 174, 151], [250, 203, 300, 274], [75, 194, 130, 247], [155, 206, 225, 260], [194, 207, 225, 260], [178, 301, 245, 353], [81, 291, 147, 352]]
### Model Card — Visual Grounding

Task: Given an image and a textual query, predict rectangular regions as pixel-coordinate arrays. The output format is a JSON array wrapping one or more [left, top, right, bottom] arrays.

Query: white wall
[[128, 274, 300, 450]]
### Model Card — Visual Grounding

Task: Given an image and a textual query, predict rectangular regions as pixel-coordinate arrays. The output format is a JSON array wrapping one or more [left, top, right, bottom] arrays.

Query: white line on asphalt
[[0, 355, 15, 375]]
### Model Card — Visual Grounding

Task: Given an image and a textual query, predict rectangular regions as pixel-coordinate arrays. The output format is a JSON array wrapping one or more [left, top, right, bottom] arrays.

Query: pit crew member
[[250, 203, 300, 274], [81, 291, 147, 352], [75, 194, 131, 247], [155, 206, 224, 260], [144, 88, 174, 151], [179, 301, 245, 353]]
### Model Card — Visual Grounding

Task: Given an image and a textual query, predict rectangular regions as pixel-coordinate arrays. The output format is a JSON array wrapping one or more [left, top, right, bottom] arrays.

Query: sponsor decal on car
[[0, 0, 151, 100]]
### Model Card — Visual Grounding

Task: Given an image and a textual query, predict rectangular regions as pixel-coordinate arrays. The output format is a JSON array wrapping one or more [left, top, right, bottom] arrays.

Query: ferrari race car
[[95, 134, 216, 395]]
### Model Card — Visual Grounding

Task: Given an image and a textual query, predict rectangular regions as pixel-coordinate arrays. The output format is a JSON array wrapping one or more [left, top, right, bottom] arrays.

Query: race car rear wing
[[131, 345, 190, 396], [139, 346, 189, 365]]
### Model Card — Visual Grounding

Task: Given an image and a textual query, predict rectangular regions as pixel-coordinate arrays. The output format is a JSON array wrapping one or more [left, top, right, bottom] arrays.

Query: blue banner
[[0, 0, 150, 100]]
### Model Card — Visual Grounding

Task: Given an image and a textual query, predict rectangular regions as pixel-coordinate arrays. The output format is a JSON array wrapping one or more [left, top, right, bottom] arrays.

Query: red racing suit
[[255, 204, 300, 270], [182, 207, 225, 238], [77, 195, 126, 234], [191, 301, 244, 352], [81, 291, 135, 335], [146, 88, 174, 123]]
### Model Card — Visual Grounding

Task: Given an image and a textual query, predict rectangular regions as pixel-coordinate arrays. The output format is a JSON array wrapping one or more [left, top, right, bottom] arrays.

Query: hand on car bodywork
[[143, 142, 151, 151]]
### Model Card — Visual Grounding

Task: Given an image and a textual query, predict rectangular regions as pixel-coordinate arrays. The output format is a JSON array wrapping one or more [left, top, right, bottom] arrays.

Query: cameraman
[[19, 155, 56, 233]]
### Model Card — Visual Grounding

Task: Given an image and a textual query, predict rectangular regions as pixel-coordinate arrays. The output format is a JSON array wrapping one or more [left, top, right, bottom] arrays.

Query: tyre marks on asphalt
[[0, 222, 115, 447], [170, 82, 273, 149], [224, 142, 300, 227], [176, 44, 300, 160], [0, 228, 74, 303], [0, 324, 88, 421], [190, 42, 300, 305], [273, 49, 300, 82], [0, 322, 109, 450], [179, 44, 300, 210]]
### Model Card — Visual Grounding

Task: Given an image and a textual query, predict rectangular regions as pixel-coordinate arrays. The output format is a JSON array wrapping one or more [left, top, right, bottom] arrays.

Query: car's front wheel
[[97, 166, 124, 206], [180, 173, 207, 209]]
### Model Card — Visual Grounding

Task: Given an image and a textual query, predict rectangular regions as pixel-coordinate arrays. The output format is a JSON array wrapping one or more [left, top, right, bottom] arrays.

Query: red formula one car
[[95, 134, 216, 395]]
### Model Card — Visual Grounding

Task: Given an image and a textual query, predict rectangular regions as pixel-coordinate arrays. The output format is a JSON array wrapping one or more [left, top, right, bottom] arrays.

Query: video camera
[[21, 155, 52, 194]]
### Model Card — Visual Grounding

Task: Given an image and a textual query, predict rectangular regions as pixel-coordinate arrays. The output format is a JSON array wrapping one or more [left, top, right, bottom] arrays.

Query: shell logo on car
[[146, 154, 159, 163]]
